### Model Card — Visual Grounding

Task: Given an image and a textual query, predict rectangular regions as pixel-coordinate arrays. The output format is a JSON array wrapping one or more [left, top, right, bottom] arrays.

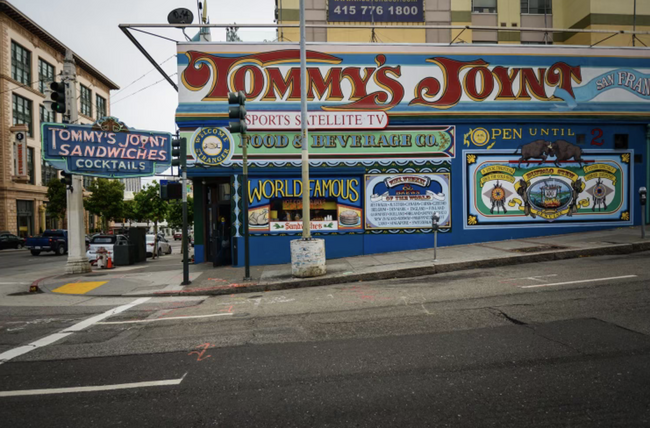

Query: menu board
[[365, 173, 451, 229]]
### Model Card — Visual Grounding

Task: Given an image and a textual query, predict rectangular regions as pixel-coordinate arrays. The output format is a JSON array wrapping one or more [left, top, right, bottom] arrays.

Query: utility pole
[[63, 50, 90, 274], [289, 0, 326, 278], [299, 0, 311, 239]]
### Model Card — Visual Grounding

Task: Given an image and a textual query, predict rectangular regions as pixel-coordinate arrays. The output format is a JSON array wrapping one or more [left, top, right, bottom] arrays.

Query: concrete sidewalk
[[33, 227, 650, 297]]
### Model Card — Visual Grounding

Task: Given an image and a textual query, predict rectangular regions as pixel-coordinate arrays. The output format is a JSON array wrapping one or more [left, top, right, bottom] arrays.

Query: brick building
[[0, 0, 118, 237]]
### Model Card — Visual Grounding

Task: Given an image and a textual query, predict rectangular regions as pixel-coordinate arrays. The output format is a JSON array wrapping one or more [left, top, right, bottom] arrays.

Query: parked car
[[25, 230, 68, 256], [173, 231, 182, 241], [86, 235, 128, 264], [146, 234, 172, 257], [0, 233, 25, 250]]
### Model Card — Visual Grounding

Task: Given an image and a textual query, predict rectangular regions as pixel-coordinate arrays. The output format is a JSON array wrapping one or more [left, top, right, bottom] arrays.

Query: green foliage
[[133, 182, 168, 225], [165, 196, 194, 230], [83, 178, 125, 232], [122, 199, 139, 224], [134, 181, 168, 258], [46, 178, 67, 220]]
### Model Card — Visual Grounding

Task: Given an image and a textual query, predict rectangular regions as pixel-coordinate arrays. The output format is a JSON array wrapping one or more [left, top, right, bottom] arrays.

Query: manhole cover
[[510, 245, 566, 253]]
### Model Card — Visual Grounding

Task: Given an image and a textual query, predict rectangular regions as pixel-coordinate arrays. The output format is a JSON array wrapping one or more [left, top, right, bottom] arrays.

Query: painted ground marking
[[52, 281, 108, 295], [0, 297, 151, 365], [0, 373, 187, 397], [520, 275, 638, 289], [98, 312, 234, 325], [188, 343, 214, 361]]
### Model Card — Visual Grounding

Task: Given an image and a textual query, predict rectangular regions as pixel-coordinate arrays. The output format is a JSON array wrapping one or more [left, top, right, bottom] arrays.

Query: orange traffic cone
[[106, 255, 115, 269]]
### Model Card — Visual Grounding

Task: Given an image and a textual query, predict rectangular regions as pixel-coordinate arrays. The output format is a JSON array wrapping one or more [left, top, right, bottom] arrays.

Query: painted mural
[[246, 177, 363, 234], [185, 127, 455, 166], [465, 144, 633, 228], [176, 43, 650, 129], [365, 173, 451, 230]]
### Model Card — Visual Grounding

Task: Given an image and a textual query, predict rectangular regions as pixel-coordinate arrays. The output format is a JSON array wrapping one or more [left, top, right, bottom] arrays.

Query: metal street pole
[[633, 0, 637, 46], [181, 163, 191, 285], [243, 133, 251, 280], [63, 49, 90, 275], [299, 0, 311, 239]]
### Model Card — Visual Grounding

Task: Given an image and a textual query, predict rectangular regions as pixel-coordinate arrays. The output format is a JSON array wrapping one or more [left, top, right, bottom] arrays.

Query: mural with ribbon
[[465, 147, 632, 228]]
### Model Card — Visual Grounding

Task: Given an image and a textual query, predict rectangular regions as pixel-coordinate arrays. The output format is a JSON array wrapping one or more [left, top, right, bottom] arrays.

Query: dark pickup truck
[[25, 229, 68, 256]]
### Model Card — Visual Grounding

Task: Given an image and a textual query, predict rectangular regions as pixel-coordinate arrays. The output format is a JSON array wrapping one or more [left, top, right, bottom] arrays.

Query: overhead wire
[[111, 73, 178, 106]]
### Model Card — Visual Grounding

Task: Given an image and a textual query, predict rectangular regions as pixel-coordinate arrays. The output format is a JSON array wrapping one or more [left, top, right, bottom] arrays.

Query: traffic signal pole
[[62, 50, 90, 275], [181, 165, 190, 285], [227, 92, 250, 280], [172, 136, 191, 285]]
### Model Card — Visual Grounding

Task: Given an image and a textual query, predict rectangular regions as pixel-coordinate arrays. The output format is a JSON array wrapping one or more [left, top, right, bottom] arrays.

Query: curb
[[148, 242, 648, 297]]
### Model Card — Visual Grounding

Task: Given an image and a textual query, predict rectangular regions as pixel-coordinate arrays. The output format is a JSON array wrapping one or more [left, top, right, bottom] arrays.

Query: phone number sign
[[328, 0, 424, 23]]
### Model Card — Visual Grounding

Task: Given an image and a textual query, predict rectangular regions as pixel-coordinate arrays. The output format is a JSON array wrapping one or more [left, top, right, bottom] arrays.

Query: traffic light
[[171, 137, 187, 171], [49, 81, 66, 114], [227, 91, 247, 134], [60, 172, 73, 191]]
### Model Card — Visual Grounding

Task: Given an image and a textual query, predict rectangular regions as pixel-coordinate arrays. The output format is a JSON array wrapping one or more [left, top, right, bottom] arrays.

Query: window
[[80, 84, 92, 117], [11, 41, 31, 85], [96, 94, 107, 119], [41, 158, 58, 186], [38, 59, 55, 93], [12, 94, 33, 136], [473, 0, 497, 13], [40, 104, 55, 124], [521, 0, 551, 14], [27, 147, 35, 185]]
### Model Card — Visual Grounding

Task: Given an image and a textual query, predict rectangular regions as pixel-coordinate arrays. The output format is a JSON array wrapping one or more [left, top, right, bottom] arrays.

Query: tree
[[165, 196, 194, 230], [134, 182, 168, 258], [84, 178, 125, 232], [122, 199, 138, 226], [46, 178, 66, 227], [226, 25, 242, 42]]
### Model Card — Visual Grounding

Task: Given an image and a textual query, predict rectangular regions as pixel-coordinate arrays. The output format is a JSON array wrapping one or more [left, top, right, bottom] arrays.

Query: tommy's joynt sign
[[42, 117, 172, 178]]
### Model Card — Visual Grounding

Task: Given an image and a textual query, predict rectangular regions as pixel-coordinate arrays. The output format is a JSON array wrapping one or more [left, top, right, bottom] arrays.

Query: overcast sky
[[13, 0, 276, 135]]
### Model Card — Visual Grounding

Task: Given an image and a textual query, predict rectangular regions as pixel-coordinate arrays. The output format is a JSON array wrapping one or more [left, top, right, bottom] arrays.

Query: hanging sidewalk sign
[[41, 117, 172, 178]]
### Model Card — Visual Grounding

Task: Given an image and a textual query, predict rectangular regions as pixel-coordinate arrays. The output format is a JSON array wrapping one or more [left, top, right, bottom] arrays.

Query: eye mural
[[465, 145, 633, 228]]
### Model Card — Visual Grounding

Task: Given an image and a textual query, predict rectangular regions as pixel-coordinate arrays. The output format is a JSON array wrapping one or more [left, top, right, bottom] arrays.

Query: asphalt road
[[1, 252, 649, 427]]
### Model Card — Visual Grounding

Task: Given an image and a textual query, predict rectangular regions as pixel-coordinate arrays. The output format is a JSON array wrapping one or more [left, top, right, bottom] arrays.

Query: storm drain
[[509, 245, 567, 253]]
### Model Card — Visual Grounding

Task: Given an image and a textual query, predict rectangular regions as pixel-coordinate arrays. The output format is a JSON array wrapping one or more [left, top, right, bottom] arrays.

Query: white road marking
[[0, 373, 187, 397], [98, 312, 234, 325], [0, 297, 151, 365], [503, 274, 558, 282], [520, 275, 638, 289]]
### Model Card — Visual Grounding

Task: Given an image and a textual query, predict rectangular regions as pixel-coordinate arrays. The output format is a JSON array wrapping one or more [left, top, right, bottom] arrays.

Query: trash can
[[113, 239, 132, 266]]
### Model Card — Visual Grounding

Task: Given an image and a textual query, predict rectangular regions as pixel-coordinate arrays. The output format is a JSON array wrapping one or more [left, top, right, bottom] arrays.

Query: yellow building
[[276, 0, 649, 46], [0, 0, 119, 237]]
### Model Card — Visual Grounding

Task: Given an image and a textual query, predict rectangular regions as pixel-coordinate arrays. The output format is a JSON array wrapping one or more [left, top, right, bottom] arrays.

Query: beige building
[[0, 0, 119, 237], [277, 0, 649, 46]]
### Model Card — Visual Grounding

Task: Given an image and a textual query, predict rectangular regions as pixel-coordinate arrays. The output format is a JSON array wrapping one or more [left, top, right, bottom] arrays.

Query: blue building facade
[[175, 43, 650, 266]]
